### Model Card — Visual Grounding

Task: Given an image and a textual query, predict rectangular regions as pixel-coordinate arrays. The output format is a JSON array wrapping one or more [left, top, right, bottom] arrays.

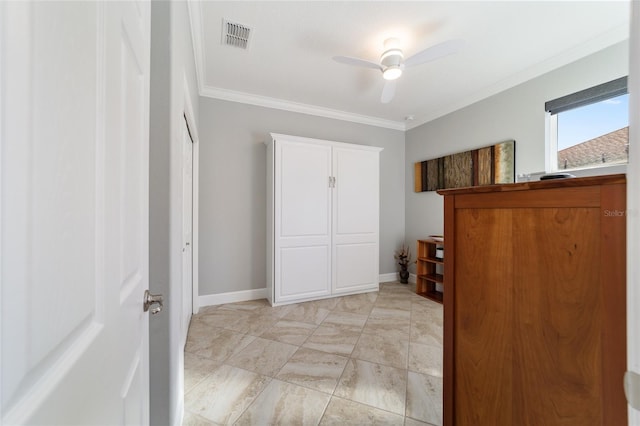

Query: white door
[[275, 140, 332, 303], [1, 1, 152, 424], [182, 117, 194, 345], [332, 147, 380, 294]]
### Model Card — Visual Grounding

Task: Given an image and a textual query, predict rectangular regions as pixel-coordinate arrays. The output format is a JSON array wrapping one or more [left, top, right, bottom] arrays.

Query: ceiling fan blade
[[381, 80, 397, 104], [333, 55, 382, 70], [404, 39, 465, 68]]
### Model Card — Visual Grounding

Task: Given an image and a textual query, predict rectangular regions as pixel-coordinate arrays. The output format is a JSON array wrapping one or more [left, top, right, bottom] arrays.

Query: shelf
[[416, 238, 444, 304], [418, 256, 444, 265], [416, 290, 443, 304], [418, 273, 444, 283]]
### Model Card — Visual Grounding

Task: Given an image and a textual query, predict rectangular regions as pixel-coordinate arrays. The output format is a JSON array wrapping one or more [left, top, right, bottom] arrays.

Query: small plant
[[394, 244, 414, 268], [394, 244, 414, 284]]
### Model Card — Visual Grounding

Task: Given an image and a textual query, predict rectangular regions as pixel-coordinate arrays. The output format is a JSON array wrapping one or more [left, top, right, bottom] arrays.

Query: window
[[546, 77, 628, 171]]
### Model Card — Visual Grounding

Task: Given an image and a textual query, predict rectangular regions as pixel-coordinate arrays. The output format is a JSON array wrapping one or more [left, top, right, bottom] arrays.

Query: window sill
[[522, 163, 627, 181]]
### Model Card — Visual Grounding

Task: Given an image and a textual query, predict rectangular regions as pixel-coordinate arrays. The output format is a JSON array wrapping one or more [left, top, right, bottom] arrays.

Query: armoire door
[[274, 141, 332, 303], [332, 146, 380, 294]]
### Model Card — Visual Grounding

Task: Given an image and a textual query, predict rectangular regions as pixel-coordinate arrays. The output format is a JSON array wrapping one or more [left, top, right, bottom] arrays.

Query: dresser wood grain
[[438, 174, 627, 426]]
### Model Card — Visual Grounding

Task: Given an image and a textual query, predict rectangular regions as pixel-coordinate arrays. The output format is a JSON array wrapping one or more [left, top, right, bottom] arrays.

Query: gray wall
[[149, 1, 199, 424], [405, 41, 629, 274], [198, 99, 405, 295]]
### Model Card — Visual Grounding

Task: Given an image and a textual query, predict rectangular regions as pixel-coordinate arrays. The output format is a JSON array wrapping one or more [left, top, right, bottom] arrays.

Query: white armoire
[[265, 133, 383, 306]]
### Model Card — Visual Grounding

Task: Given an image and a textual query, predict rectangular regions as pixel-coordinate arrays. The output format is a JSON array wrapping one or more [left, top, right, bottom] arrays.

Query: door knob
[[143, 290, 164, 314]]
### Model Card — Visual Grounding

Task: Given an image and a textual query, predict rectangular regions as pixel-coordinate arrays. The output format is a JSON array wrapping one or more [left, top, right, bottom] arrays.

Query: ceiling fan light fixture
[[383, 65, 402, 81]]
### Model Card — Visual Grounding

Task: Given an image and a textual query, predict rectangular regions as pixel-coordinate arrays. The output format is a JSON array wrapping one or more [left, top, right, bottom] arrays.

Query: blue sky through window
[[557, 93, 629, 150]]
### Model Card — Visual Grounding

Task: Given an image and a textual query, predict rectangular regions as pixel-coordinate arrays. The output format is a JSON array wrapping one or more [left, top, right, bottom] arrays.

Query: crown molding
[[187, 1, 404, 131], [188, 3, 626, 133], [406, 25, 629, 131], [200, 86, 406, 131]]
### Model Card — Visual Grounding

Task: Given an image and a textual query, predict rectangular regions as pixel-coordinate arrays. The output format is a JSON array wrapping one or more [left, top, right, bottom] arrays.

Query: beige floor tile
[[185, 364, 270, 425], [259, 319, 317, 345], [404, 417, 437, 426], [334, 359, 407, 415], [375, 297, 413, 311], [186, 326, 256, 363], [379, 282, 411, 293], [282, 302, 332, 325], [182, 410, 217, 426], [363, 307, 411, 340], [362, 320, 411, 340], [185, 288, 445, 425], [227, 337, 298, 376], [352, 333, 409, 369], [198, 308, 252, 329], [308, 297, 342, 310], [276, 347, 348, 394], [302, 325, 361, 356], [406, 371, 443, 426], [234, 380, 331, 426], [412, 301, 443, 324], [410, 321, 443, 347], [185, 325, 255, 363], [244, 313, 284, 335], [321, 311, 368, 331], [197, 305, 223, 315], [408, 342, 442, 377], [219, 300, 293, 319], [184, 352, 219, 393], [370, 306, 412, 320], [319, 396, 405, 425], [218, 298, 271, 312], [333, 292, 377, 315], [184, 320, 226, 353]]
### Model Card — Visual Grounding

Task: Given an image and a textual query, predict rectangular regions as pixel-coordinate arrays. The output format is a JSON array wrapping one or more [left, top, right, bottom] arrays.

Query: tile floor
[[183, 282, 443, 426]]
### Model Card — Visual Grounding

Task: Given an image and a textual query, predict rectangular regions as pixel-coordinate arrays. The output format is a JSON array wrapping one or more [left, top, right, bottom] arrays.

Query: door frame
[[181, 73, 200, 315]]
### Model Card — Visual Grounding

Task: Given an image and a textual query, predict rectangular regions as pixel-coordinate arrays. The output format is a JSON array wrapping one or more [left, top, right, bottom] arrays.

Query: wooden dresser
[[438, 174, 627, 426]]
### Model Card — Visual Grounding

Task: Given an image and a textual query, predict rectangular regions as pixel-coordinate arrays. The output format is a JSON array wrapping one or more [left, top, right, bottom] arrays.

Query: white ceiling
[[188, 1, 630, 130]]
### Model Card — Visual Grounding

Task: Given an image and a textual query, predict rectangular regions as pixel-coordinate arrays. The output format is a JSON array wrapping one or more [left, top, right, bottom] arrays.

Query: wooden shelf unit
[[416, 238, 444, 303]]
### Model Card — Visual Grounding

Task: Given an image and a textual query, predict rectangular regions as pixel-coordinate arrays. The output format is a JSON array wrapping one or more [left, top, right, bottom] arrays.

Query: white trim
[[199, 288, 268, 307], [379, 272, 398, 283], [201, 86, 405, 131], [172, 392, 183, 426], [186, 1, 205, 95], [191, 141, 200, 314], [546, 112, 557, 173], [406, 26, 629, 130], [269, 133, 384, 152], [409, 273, 417, 284], [187, 0, 626, 134], [182, 74, 200, 315]]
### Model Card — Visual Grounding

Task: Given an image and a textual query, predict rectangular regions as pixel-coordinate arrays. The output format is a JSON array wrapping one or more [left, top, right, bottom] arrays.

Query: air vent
[[222, 19, 252, 49]]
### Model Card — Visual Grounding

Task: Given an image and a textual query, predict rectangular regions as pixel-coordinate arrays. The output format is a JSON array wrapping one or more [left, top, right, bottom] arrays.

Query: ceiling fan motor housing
[[380, 48, 403, 68]]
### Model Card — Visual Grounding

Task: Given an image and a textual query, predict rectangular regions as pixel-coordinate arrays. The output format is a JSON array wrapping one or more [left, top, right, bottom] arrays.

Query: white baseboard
[[198, 288, 268, 309], [198, 275, 410, 309], [379, 273, 399, 283], [409, 273, 417, 284]]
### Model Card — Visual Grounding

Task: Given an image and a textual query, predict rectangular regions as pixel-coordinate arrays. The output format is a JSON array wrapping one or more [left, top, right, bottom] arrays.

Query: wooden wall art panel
[[414, 140, 515, 192]]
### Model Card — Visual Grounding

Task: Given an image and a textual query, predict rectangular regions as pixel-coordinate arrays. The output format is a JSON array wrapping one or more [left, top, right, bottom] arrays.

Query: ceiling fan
[[333, 38, 465, 104]]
